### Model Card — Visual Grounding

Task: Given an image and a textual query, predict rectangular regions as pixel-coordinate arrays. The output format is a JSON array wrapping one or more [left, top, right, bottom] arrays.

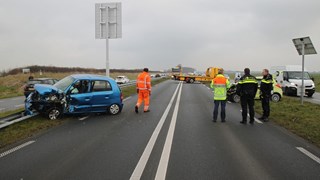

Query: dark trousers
[[261, 95, 270, 117], [240, 95, 255, 122], [213, 100, 226, 121]]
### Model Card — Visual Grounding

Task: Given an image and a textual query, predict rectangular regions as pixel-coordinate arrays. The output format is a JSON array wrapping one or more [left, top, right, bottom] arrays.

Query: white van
[[270, 65, 315, 97]]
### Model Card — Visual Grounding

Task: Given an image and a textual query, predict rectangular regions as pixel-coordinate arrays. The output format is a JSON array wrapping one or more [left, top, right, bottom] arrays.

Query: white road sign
[[95, 3, 122, 39]]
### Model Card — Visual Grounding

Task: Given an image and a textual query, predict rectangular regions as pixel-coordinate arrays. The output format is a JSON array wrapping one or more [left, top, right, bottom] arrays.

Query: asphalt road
[[0, 80, 320, 180], [0, 96, 25, 112]]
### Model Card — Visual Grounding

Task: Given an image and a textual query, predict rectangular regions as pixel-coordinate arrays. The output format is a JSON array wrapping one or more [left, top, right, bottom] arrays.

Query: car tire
[[307, 93, 313, 97], [232, 94, 240, 103], [108, 104, 121, 115], [47, 107, 62, 120], [271, 93, 281, 102], [189, 78, 194, 83]]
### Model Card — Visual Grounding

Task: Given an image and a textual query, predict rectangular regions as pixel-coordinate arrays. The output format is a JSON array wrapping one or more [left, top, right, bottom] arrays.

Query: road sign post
[[292, 37, 317, 105], [95, 2, 122, 77]]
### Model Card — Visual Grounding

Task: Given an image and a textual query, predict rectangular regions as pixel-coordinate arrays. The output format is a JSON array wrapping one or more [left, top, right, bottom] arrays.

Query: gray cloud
[[0, 0, 319, 72]]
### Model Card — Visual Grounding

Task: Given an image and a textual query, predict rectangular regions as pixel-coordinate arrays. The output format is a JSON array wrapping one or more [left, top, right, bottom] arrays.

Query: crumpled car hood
[[34, 84, 60, 95]]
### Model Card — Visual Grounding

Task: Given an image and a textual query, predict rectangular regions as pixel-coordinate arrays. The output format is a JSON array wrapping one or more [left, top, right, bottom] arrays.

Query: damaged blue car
[[25, 74, 124, 120]]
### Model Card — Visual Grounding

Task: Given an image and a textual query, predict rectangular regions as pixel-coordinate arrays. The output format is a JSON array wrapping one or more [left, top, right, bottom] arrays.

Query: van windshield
[[54, 76, 75, 91], [288, 71, 311, 80]]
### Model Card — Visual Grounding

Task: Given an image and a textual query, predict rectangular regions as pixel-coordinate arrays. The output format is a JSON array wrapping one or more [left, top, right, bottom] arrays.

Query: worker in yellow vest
[[210, 69, 230, 122]]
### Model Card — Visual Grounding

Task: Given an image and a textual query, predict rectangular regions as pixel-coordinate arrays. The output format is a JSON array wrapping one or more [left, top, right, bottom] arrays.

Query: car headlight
[[311, 83, 315, 87], [290, 82, 296, 86]]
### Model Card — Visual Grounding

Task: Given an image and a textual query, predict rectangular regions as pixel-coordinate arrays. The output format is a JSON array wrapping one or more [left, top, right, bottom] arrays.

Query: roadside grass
[[0, 72, 139, 99], [255, 96, 320, 147], [0, 108, 24, 118], [0, 78, 168, 149], [311, 73, 320, 92], [0, 116, 67, 149]]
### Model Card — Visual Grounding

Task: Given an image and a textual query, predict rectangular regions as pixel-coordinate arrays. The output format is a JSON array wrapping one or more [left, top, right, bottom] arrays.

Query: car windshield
[[27, 80, 42, 84], [288, 72, 311, 80], [54, 76, 75, 91]]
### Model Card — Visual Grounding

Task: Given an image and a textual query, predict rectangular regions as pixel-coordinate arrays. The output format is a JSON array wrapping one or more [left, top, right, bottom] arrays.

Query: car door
[[90, 80, 113, 112], [67, 80, 92, 113]]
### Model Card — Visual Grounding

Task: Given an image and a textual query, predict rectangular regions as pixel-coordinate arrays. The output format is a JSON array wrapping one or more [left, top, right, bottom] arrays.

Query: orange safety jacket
[[136, 72, 151, 91]]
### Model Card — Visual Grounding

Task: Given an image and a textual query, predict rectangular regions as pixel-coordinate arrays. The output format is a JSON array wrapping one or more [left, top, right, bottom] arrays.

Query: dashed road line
[[296, 147, 320, 164], [240, 110, 263, 124], [124, 96, 132, 102], [0, 141, 35, 158], [78, 116, 89, 121]]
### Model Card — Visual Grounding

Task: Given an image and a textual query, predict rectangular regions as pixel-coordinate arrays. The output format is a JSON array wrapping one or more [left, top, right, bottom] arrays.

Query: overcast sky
[[1, 0, 320, 72]]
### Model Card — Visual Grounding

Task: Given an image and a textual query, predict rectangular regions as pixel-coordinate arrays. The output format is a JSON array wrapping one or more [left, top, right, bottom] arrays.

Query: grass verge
[[0, 116, 67, 149], [311, 73, 320, 92], [0, 78, 169, 149], [255, 96, 320, 147], [0, 108, 24, 118]]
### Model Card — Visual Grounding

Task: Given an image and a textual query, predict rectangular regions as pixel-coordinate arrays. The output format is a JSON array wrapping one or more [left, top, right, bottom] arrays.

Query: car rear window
[[92, 80, 112, 92]]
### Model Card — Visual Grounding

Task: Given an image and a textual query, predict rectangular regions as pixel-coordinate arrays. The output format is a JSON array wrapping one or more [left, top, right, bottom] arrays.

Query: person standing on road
[[236, 68, 258, 125], [258, 69, 273, 122], [135, 68, 152, 113], [210, 68, 230, 122]]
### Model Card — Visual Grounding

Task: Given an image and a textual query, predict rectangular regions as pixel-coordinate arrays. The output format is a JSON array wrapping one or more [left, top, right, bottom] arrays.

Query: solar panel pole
[[301, 40, 305, 105]]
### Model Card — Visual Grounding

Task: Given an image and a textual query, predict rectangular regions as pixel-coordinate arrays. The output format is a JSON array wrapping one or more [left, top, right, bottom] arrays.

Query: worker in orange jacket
[[135, 68, 152, 113]]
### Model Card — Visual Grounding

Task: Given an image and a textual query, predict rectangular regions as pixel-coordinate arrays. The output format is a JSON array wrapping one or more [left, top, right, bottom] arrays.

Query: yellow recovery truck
[[172, 67, 221, 83]]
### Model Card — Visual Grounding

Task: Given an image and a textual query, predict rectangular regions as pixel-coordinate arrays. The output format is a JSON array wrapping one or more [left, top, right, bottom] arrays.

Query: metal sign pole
[[301, 42, 305, 105], [106, 37, 109, 77]]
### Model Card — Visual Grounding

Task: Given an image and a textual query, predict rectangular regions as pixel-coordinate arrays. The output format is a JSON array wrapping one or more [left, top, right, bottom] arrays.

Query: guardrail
[[0, 111, 38, 129]]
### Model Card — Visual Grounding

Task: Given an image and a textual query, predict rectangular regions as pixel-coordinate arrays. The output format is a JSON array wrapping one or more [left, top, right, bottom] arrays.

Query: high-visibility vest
[[210, 74, 230, 100], [136, 72, 151, 91]]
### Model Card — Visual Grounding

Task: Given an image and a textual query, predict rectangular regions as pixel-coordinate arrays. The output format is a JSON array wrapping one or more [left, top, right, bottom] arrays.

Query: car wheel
[[47, 107, 62, 120], [232, 94, 240, 103], [108, 104, 121, 115], [307, 93, 313, 97], [189, 78, 194, 83], [271, 93, 281, 102]]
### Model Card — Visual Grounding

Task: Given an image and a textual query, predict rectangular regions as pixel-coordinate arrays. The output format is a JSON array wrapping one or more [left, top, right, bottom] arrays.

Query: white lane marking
[[0, 141, 35, 158], [296, 147, 320, 164], [239, 110, 263, 124], [124, 96, 131, 102], [155, 80, 183, 180], [15, 104, 24, 108], [129, 82, 182, 180], [78, 116, 89, 121]]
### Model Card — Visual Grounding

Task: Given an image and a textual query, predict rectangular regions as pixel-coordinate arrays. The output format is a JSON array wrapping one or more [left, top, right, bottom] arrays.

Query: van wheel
[[232, 94, 240, 103], [108, 104, 121, 115], [271, 93, 281, 102], [47, 107, 62, 120]]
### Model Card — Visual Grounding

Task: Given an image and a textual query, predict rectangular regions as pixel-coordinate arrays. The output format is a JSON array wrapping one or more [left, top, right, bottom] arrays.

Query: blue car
[[25, 74, 124, 120]]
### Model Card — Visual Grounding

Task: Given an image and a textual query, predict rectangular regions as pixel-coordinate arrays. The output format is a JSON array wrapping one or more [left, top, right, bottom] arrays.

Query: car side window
[[92, 80, 112, 92], [70, 80, 90, 94]]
